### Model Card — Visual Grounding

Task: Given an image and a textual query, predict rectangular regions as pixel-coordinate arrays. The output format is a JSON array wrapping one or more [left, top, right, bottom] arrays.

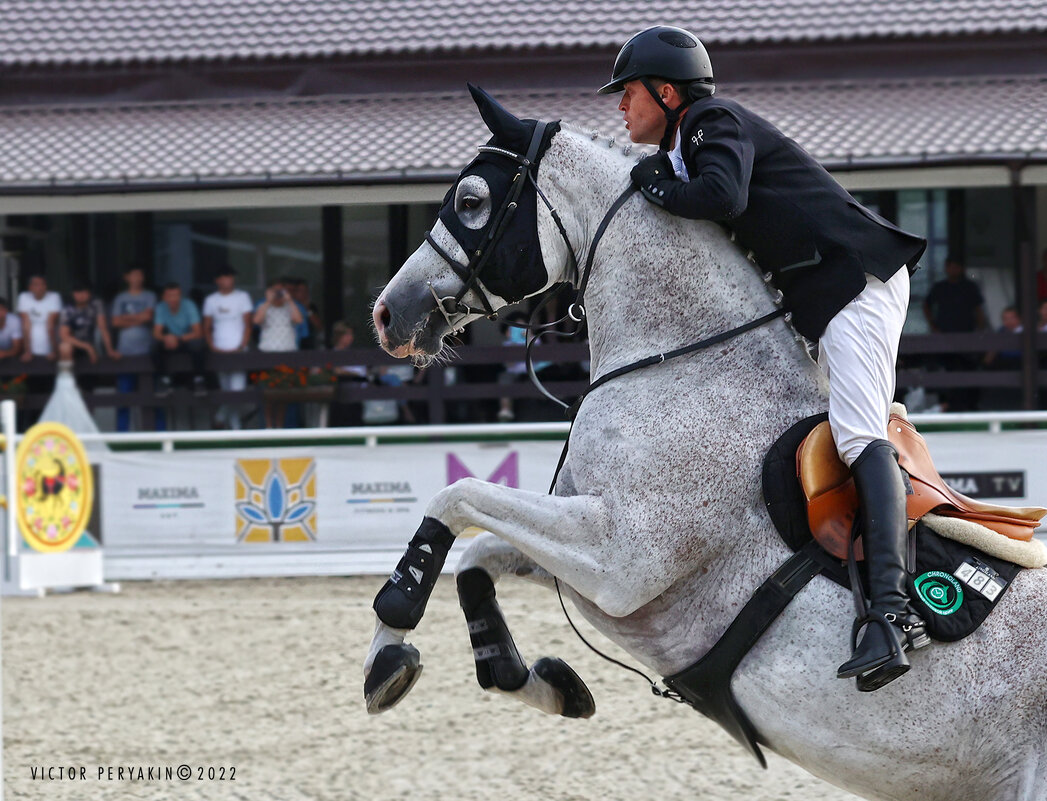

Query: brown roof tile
[[1, 1, 1046, 67], [1, 76, 1045, 191]]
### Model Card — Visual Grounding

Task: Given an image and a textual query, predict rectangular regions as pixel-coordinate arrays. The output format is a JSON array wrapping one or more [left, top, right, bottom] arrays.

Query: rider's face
[[618, 80, 676, 145]]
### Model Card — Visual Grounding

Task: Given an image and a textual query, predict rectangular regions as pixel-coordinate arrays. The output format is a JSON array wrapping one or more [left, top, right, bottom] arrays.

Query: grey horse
[[364, 89, 1047, 801]]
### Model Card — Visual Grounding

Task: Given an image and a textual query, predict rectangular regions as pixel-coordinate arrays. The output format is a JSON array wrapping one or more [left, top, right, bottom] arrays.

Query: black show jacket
[[661, 96, 926, 340]]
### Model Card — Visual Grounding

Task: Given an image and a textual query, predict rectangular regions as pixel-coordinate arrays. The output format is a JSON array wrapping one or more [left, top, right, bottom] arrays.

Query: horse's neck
[[544, 133, 782, 379], [543, 131, 826, 592]]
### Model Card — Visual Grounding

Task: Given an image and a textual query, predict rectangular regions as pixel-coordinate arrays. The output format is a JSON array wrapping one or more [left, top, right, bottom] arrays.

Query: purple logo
[[447, 452, 519, 487]]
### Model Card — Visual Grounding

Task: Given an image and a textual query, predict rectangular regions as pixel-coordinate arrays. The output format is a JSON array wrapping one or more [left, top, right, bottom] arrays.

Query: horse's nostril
[[373, 300, 392, 337]]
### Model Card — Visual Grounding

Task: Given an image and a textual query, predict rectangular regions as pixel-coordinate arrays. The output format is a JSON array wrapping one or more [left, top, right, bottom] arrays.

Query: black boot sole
[[856, 661, 910, 692]]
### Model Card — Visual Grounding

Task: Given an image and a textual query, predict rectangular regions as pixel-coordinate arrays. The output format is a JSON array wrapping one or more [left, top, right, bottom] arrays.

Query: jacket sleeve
[[661, 107, 755, 222]]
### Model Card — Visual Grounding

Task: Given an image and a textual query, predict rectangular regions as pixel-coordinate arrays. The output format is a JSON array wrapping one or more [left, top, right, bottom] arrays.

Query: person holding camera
[[253, 278, 303, 353], [253, 278, 304, 428]]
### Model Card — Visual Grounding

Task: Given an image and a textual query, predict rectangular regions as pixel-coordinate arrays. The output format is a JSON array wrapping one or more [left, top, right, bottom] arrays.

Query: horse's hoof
[[364, 644, 423, 714], [533, 657, 595, 719]]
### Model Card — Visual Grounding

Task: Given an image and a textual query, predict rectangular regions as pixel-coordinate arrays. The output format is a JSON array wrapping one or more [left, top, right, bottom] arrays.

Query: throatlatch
[[373, 517, 455, 630]]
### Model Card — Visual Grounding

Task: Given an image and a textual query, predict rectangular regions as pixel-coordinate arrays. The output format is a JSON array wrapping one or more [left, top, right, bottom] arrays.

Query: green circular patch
[[914, 571, 963, 616]]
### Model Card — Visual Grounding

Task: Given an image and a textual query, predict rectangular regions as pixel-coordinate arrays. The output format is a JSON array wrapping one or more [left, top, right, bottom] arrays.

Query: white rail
[[0, 410, 1037, 449]]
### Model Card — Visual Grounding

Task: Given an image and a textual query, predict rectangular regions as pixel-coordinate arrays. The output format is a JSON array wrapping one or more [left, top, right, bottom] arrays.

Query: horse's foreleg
[[428, 478, 678, 617], [365, 477, 663, 713], [364, 516, 455, 713], [456, 533, 594, 718]]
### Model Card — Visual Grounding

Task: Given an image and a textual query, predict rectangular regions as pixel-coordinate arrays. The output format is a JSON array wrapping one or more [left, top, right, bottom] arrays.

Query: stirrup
[[837, 610, 909, 681], [854, 610, 930, 692]]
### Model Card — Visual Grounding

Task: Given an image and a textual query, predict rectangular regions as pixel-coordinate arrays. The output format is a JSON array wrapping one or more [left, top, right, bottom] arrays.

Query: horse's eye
[[461, 195, 482, 211]]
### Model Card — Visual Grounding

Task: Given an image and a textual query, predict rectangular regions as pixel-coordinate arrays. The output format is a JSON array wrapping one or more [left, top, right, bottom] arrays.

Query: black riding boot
[[837, 439, 930, 692]]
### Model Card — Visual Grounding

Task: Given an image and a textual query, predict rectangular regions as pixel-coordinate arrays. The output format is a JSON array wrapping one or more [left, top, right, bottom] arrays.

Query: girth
[[663, 540, 831, 768]]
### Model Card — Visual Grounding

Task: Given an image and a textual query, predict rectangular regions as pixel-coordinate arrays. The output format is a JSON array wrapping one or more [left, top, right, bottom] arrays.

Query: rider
[[599, 26, 930, 691]]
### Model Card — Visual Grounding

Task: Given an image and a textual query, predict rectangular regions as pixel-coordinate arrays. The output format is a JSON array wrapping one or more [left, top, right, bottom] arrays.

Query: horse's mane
[[557, 121, 651, 168]]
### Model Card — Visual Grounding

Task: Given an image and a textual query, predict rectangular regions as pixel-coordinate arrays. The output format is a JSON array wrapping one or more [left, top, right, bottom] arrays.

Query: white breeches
[[817, 269, 910, 466], [216, 371, 247, 429]]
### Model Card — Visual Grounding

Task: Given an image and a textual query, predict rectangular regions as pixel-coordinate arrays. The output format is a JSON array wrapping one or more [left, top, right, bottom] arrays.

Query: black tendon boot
[[837, 440, 930, 691]]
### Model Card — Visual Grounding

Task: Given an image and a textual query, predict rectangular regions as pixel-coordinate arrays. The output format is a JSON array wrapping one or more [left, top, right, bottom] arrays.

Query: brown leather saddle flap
[[797, 416, 1047, 560], [796, 422, 862, 561]]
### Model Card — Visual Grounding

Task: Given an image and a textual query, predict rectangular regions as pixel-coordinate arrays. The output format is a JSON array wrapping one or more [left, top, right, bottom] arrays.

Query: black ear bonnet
[[437, 117, 561, 304]]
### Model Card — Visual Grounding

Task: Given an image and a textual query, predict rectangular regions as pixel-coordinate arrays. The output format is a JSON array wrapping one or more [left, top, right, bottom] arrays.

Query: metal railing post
[[3, 399, 17, 562]]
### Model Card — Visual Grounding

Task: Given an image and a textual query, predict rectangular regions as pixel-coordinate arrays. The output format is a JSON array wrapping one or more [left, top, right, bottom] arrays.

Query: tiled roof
[[2, 76, 1046, 192], [1, 1, 1046, 67]]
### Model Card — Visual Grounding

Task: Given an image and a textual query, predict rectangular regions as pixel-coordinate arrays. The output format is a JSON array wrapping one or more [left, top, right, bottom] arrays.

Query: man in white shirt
[[16, 274, 61, 361], [0, 298, 25, 362], [15, 273, 61, 426], [203, 266, 253, 429]]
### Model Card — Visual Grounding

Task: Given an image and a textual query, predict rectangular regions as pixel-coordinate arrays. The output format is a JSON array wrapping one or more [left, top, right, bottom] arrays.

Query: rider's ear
[[468, 83, 530, 147]]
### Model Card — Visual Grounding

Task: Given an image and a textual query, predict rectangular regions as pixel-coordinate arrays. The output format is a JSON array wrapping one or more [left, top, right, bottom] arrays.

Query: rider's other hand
[[631, 152, 675, 207]]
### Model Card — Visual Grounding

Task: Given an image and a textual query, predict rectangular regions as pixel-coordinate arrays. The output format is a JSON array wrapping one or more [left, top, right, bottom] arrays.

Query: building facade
[[1, 1, 1046, 408]]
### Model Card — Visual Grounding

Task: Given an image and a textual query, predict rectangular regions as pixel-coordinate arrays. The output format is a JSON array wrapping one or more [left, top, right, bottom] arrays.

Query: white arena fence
[[3, 413, 1047, 582]]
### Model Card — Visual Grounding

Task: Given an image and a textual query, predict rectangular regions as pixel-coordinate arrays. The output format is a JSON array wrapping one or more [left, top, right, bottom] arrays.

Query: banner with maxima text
[[99, 429, 1047, 580], [99, 440, 566, 579]]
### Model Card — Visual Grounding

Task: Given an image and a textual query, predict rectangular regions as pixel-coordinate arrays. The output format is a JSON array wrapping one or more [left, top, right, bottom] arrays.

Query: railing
[[7, 412, 1047, 453], [0, 332, 1042, 428]]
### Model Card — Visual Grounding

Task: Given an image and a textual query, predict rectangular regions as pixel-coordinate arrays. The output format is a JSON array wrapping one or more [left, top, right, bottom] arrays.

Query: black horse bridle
[[423, 120, 578, 333]]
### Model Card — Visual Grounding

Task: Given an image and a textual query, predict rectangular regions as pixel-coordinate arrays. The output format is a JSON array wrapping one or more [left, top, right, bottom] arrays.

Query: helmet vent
[[612, 43, 633, 77], [658, 31, 697, 48]]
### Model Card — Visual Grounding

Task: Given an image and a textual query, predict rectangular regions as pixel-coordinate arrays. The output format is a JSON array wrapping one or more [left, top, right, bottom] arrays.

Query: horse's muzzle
[[373, 287, 448, 358]]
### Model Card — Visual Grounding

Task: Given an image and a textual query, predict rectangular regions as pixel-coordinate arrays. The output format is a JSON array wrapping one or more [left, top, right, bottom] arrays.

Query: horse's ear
[[468, 84, 530, 146]]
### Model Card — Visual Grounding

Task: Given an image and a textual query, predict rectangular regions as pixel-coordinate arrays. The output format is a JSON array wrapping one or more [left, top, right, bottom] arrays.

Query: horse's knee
[[426, 477, 485, 531]]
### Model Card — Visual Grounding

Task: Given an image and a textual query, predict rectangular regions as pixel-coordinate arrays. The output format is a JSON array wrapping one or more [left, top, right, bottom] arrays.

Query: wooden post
[[1011, 163, 1037, 411], [321, 206, 345, 342]]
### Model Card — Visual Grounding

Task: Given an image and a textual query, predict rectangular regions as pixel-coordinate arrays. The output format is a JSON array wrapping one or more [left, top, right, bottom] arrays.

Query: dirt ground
[[2, 576, 861, 800]]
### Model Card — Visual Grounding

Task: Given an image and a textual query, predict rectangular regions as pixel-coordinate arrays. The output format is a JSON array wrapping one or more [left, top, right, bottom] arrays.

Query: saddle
[[797, 412, 1047, 561]]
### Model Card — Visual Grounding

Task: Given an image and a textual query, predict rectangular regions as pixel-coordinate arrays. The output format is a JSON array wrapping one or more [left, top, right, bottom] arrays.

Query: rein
[[532, 182, 786, 703]]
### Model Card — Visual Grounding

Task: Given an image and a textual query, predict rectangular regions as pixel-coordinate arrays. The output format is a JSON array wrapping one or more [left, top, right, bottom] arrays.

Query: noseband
[[423, 120, 578, 334]]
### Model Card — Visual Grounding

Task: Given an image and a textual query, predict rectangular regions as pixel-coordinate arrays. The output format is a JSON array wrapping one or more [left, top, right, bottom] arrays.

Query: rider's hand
[[630, 152, 676, 207]]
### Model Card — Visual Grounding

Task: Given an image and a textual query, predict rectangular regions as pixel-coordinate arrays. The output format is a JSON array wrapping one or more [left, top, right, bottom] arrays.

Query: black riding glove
[[630, 152, 677, 208]]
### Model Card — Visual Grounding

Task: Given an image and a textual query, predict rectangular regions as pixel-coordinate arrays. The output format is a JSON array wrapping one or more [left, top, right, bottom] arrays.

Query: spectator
[[0, 298, 24, 362], [254, 278, 302, 428], [497, 316, 528, 422], [331, 322, 367, 382], [15, 274, 61, 425], [329, 321, 367, 427], [1039, 299, 1047, 332], [59, 281, 119, 391], [203, 266, 253, 430], [365, 365, 417, 425], [923, 256, 987, 334], [153, 282, 206, 396], [922, 255, 985, 411], [111, 266, 157, 431], [16, 274, 61, 362], [288, 278, 323, 349], [983, 306, 1023, 370], [254, 278, 302, 353]]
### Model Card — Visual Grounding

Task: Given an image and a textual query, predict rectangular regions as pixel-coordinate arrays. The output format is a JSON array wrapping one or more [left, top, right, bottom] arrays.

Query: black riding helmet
[[598, 25, 715, 150]]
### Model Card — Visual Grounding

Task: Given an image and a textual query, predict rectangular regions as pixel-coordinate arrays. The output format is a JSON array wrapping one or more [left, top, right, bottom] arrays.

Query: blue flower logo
[[235, 459, 316, 542]]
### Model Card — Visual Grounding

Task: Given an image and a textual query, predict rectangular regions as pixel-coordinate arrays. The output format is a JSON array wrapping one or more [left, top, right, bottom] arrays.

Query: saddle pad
[[907, 523, 1022, 642], [762, 414, 1023, 643]]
